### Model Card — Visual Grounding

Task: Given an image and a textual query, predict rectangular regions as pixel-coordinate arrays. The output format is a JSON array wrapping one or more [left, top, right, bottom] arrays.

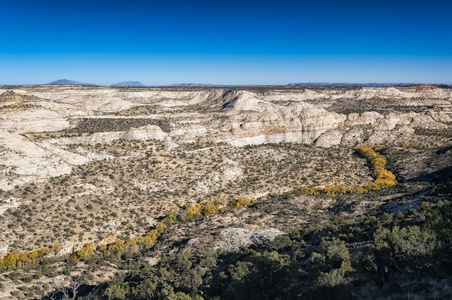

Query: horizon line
[[1, 82, 452, 87]]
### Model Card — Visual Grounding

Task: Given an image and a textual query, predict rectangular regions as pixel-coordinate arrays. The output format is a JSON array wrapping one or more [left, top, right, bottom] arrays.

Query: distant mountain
[[287, 82, 414, 87], [111, 81, 145, 87], [47, 79, 94, 85]]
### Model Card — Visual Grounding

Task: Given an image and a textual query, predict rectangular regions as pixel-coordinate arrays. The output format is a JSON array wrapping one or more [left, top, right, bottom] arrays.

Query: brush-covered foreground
[[0, 144, 450, 300]]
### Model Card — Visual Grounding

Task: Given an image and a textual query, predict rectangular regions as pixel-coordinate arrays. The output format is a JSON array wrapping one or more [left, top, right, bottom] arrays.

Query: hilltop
[[47, 79, 95, 85]]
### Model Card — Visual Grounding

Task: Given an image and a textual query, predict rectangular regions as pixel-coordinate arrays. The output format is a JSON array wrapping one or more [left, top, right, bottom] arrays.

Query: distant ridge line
[[287, 82, 418, 87], [15, 80, 451, 88]]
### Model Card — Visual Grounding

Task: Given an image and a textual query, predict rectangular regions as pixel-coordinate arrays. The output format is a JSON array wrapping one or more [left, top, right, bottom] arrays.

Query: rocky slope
[[0, 85, 451, 191]]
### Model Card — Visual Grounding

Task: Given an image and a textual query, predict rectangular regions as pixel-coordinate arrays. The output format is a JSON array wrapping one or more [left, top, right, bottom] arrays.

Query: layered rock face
[[0, 85, 451, 190]]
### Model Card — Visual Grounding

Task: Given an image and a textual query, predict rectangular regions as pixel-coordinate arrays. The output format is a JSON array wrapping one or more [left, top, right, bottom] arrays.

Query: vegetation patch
[[67, 117, 172, 133]]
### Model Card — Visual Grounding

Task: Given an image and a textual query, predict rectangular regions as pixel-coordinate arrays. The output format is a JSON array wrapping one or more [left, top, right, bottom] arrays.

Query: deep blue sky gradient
[[1, 0, 451, 85]]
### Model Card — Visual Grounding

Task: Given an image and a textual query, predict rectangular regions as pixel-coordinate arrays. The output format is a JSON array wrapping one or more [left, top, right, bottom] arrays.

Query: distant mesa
[[47, 79, 94, 85], [111, 81, 145, 87]]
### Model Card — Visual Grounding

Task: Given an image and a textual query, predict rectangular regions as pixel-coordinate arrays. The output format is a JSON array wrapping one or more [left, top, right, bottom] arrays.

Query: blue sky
[[0, 0, 451, 85]]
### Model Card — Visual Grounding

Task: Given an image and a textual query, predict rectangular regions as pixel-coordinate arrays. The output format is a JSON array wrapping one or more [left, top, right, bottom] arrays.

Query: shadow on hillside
[[435, 145, 452, 155], [407, 166, 452, 184]]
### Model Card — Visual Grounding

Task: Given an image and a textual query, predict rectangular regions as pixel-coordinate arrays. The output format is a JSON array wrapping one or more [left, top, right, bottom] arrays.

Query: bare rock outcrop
[[315, 130, 343, 147], [214, 227, 284, 250], [347, 112, 384, 126], [222, 90, 277, 112], [0, 130, 89, 191], [122, 124, 168, 141]]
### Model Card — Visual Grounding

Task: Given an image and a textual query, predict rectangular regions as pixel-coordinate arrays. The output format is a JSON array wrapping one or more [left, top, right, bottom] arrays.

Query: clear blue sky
[[1, 0, 451, 85]]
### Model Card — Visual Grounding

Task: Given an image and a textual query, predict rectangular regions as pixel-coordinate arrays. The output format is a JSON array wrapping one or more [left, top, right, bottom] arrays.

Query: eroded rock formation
[[0, 85, 450, 190]]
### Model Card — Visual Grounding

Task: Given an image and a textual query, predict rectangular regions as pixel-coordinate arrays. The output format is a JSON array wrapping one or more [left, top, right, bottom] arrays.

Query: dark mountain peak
[[47, 79, 94, 85]]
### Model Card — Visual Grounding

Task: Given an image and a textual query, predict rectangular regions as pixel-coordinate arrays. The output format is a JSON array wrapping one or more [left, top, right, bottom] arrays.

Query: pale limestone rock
[[341, 128, 367, 146], [59, 241, 81, 257], [214, 227, 284, 250], [222, 91, 277, 112], [0, 281, 16, 298], [376, 113, 400, 130], [85, 132, 123, 144], [395, 112, 416, 126], [347, 111, 383, 126], [428, 110, 452, 123], [37, 141, 89, 165], [366, 126, 415, 145], [122, 124, 167, 141], [297, 106, 346, 143], [0, 130, 97, 191], [315, 130, 343, 147], [410, 113, 449, 129], [206, 102, 346, 146], [169, 124, 208, 143], [29, 89, 134, 112], [0, 108, 70, 133]]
